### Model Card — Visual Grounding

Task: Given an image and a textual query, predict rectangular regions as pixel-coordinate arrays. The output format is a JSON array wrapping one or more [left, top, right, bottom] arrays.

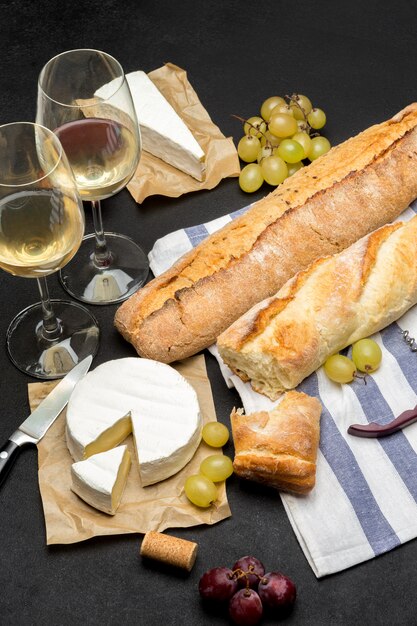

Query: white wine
[[55, 118, 139, 200], [0, 190, 84, 278]]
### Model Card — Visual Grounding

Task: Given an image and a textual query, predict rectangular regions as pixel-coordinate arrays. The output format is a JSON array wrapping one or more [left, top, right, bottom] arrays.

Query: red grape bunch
[[198, 555, 296, 625]]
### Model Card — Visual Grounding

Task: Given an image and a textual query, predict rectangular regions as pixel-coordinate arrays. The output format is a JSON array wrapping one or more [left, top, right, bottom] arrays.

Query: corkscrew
[[347, 329, 417, 438], [401, 329, 417, 352]]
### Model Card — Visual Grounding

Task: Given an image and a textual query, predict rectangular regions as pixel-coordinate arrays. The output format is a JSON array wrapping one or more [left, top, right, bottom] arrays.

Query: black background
[[1, 1, 416, 624]]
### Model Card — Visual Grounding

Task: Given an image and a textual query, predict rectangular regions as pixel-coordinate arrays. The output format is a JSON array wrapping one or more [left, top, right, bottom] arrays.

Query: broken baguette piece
[[231, 391, 322, 494]]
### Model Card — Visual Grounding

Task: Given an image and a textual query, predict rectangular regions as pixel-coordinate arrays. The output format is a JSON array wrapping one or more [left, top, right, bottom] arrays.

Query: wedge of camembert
[[66, 358, 202, 486], [96, 70, 205, 180], [71, 445, 131, 515], [127, 71, 205, 180]]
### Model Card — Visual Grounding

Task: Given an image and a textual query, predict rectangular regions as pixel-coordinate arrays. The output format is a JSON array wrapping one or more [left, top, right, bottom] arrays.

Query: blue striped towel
[[149, 200, 417, 578]]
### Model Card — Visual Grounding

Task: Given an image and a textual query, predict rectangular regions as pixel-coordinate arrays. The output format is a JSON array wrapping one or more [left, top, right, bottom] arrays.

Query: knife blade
[[0, 355, 92, 487]]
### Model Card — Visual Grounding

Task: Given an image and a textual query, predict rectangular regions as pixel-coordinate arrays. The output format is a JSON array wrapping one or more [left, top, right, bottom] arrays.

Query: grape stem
[[231, 114, 269, 141], [232, 566, 266, 590], [354, 372, 368, 384], [284, 94, 318, 138], [285, 94, 308, 123]]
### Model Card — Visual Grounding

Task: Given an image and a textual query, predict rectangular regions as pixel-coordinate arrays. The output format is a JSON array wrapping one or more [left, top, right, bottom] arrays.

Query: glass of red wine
[[0, 122, 99, 378], [36, 49, 148, 305]]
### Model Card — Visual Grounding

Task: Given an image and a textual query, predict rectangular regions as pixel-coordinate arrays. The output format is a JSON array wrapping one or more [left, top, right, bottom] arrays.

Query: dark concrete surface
[[0, 1, 416, 624]]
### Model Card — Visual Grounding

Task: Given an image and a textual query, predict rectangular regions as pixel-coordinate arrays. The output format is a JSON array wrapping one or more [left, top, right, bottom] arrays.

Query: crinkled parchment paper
[[127, 63, 240, 202], [29, 355, 231, 545]]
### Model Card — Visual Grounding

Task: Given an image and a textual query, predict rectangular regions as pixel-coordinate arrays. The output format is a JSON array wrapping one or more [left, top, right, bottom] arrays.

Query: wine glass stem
[[91, 200, 112, 267], [36, 277, 62, 341]]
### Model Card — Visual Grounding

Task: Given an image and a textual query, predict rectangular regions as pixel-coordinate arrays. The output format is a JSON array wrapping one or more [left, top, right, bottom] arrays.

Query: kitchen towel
[[148, 199, 417, 578]]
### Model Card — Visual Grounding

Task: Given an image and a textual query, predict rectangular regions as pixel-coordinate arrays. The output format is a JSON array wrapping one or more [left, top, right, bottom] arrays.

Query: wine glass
[[36, 49, 149, 305], [0, 122, 99, 379]]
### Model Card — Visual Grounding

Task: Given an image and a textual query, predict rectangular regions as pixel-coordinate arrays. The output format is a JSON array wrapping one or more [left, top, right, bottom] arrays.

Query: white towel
[[149, 199, 417, 577]]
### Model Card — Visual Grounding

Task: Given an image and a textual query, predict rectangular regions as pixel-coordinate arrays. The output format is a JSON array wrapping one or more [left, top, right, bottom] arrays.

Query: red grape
[[229, 589, 263, 625], [199, 567, 238, 602], [232, 556, 265, 589], [258, 571, 296, 616]]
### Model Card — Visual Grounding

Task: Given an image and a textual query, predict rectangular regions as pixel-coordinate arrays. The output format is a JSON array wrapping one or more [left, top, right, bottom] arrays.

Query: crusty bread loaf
[[218, 216, 417, 399], [115, 104, 417, 363], [231, 391, 322, 494]]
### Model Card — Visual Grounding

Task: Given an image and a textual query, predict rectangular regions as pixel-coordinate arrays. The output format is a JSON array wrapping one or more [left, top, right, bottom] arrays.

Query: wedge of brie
[[96, 70, 205, 180], [66, 358, 202, 486], [71, 445, 131, 515], [127, 71, 205, 180]]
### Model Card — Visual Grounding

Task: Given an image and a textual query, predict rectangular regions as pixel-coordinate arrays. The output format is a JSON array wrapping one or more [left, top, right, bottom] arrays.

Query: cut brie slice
[[71, 445, 131, 515], [66, 358, 202, 486], [96, 70, 205, 180], [127, 71, 205, 180]]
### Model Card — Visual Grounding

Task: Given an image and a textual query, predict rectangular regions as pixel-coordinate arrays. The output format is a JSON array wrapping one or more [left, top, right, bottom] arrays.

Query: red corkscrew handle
[[348, 405, 417, 438]]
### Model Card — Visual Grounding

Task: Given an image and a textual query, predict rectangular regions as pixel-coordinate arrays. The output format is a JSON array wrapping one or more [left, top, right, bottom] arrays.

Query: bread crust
[[115, 104, 417, 363], [218, 216, 417, 399], [230, 391, 322, 494]]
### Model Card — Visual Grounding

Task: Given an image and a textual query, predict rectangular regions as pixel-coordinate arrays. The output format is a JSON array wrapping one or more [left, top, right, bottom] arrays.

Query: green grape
[[269, 113, 298, 138], [261, 155, 288, 185], [287, 161, 304, 176], [184, 474, 217, 507], [238, 135, 261, 162], [277, 139, 305, 163], [256, 145, 274, 163], [200, 455, 234, 482], [291, 131, 312, 159], [243, 116, 267, 138], [202, 422, 230, 447], [239, 163, 264, 192], [289, 94, 313, 120], [324, 354, 356, 383], [270, 103, 294, 118], [309, 136, 331, 161], [260, 130, 282, 148], [260, 96, 286, 122], [351, 338, 382, 373], [307, 108, 327, 130], [291, 93, 313, 116]]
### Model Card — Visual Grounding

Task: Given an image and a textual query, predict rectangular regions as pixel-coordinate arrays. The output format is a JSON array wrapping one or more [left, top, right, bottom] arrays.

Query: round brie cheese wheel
[[66, 358, 202, 486]]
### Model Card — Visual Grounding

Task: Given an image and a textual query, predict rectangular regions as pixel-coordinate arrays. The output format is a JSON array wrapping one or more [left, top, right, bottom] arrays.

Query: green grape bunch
[[236, 93, 330, 193]]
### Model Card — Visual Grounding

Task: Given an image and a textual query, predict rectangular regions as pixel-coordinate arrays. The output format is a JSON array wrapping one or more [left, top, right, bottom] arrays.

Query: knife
[[0, 355, 92, 487]]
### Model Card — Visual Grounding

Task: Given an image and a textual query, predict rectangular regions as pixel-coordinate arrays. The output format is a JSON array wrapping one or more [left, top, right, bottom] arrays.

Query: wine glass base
[[6, 300, 100, 380], [59, 232, 149, 305]]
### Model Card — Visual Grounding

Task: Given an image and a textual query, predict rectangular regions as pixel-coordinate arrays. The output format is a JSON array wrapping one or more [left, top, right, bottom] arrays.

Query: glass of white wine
[[36, 49, 148, 305], [0, 122, 99, 378]]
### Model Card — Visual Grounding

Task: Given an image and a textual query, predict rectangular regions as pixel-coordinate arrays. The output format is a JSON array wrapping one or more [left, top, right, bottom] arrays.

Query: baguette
[[230, 391, 322, 494], [218, 216, 417, 400], [115, 104, 417, 363]]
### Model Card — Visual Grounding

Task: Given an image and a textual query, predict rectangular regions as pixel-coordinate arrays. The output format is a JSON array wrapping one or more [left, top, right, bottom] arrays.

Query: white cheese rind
[[71, 445, 131, 515], [131, 409, 202, 486], [127, 71, 205, 181], [96, 71, 205, 181], [66, 358, 202, 485]]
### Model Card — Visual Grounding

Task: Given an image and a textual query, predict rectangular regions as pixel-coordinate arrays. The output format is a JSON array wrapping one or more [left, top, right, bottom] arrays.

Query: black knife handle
[[0, 440, 21, 487]]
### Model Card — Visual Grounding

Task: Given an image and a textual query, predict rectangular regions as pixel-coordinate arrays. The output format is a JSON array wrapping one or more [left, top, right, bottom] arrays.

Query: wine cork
[[140, 531, 198, 571]]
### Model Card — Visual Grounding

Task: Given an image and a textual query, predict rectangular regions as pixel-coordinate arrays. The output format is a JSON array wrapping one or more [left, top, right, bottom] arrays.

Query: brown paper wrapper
[[29, 355, 231, 545], [127, 63, 240, 202]]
